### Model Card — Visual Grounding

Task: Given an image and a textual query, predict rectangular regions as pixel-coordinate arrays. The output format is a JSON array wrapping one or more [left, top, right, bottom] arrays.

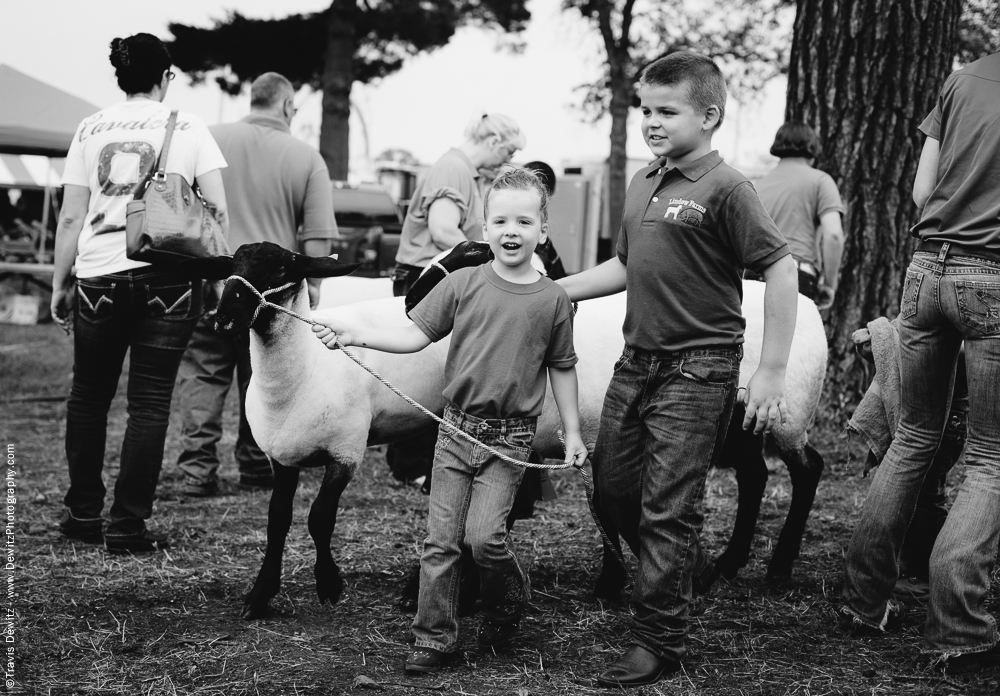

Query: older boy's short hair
[[769, 121, 821, 159], [640, 52, 727, 130], [483, 166, 549, 225], [465, 113, 527, 151]]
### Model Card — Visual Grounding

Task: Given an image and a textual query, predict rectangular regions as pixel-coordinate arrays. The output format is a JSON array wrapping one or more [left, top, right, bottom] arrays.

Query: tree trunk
[[320, 2, 354, 180], [785, 0, 960, 411], [605, 56, 630, 260]]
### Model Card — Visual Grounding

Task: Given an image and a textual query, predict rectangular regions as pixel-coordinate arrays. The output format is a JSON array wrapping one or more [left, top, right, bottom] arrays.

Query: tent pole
[[39, 185, 51, 261]]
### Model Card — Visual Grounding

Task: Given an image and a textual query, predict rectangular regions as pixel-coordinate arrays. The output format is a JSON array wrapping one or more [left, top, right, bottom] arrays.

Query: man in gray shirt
[[176, 72, 338, 496]]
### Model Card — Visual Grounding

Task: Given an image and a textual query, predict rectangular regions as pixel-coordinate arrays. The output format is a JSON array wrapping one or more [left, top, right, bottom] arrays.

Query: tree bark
[[596, 0, 635, 260], [785, 0, 960, 409], [320, 2, 355, 180]]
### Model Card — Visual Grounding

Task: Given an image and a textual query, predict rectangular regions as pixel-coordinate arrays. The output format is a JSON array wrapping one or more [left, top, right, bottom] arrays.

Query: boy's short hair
[[483, 166, 549, 225], [640, 52, 727, 130], [769, 121, 821, 159], [465, 113, 527, 151]]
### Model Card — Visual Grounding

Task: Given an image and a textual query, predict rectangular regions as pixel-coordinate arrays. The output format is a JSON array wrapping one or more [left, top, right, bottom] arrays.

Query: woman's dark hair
[[523, 161, 557, 196], [770, 121, 821, 159], [109, 34, 171, 95]]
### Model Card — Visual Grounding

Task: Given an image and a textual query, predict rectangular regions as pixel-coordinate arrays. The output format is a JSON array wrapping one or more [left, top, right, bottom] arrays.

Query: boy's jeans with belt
[[841, 243, 1000, 657], [412, 404, 535, 653], [593, 345, 740, 664]]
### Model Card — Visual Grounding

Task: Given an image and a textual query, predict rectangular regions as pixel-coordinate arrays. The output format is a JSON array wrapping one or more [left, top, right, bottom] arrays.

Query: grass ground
[[3, 322, 998, 695]]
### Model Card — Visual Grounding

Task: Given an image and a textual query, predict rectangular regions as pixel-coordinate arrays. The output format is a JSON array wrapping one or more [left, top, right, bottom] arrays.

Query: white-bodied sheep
[[182, 240, 826, 618]]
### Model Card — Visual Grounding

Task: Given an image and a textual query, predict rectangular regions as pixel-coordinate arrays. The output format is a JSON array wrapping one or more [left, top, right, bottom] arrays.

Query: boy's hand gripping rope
[[226, 275, 633, 586]]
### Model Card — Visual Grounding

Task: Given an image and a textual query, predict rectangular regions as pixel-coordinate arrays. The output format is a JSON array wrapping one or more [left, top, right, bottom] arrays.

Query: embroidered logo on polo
[[663, 198, 706, 228]]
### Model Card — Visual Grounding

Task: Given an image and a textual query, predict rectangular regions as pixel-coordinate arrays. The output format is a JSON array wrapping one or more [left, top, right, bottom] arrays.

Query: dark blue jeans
[[64, 268, 200, 536], [413, 405, 534, 653], [175, 315, 270, 486], [593, 345, 740, 663]]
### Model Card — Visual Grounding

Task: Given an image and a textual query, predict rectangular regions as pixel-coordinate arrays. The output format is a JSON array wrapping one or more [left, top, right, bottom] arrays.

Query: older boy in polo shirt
[[559, 52, 798, 688]]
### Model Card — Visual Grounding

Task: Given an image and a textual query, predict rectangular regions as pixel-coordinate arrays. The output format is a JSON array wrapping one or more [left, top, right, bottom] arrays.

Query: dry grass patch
[[4, 323, 999, 694]]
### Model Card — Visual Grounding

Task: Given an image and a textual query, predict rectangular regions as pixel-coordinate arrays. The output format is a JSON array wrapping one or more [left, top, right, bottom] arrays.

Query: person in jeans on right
[[839, 51, 1000, 675]]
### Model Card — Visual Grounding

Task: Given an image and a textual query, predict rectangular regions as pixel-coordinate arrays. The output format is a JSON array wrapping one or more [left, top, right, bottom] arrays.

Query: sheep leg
[[308, 461, 352, 606], [242, 461, 300, 619], [592, 479, 629, 603], [766, 443, 824, 581], [713, 406, 768, 583]]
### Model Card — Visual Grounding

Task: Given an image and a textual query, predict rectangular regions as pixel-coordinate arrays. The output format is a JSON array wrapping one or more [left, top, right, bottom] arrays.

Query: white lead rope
[[226, 275, 633, 584]]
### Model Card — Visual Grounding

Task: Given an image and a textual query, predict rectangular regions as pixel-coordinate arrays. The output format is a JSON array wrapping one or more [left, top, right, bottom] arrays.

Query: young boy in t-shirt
[[558, 51, 799, 688], [312, 167, 588, 674]]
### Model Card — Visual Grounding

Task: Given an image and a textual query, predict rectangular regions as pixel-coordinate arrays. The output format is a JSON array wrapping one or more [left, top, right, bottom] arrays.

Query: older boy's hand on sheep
[[742, 367, 788, 435], [562, 431, 589, 467], [312, 320, 355, 349]]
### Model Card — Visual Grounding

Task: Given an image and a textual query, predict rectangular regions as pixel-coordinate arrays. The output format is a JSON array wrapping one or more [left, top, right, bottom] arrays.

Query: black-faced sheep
[[181, 239, 826, 619]]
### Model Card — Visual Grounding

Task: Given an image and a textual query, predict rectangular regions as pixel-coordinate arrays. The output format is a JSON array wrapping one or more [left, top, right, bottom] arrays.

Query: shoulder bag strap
[[151, 110, 178, 190]]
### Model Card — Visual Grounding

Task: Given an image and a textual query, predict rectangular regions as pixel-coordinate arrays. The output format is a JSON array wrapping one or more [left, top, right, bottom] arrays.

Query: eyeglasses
[[166, 70, 176, 81]]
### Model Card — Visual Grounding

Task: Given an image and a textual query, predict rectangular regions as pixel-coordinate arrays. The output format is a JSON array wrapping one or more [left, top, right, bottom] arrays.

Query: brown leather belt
[[917, 240, 1000, 264]]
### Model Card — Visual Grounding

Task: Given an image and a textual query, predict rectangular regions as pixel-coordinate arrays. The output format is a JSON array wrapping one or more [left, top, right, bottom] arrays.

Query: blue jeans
[[899, 353, 968, 579], [64, 268, 200, 536], [175, 315, 270, 485], [593, 345, 740, 663], [413, 405, 534, 653], [841, 244, 1000, 656]]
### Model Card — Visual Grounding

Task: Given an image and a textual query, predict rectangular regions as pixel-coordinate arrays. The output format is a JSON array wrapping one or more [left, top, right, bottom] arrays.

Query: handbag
[[125, 110, 230, 263]]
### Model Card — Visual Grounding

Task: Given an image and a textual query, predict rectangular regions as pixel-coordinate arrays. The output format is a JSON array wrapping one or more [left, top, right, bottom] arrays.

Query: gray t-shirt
[[912, 53, 1000, 250], [755, 159, 843, 267], [409, 264, 577, 419]]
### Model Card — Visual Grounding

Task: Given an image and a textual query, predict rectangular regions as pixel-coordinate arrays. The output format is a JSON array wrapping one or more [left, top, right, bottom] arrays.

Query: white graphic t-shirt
[[62, 99, 227, 278]]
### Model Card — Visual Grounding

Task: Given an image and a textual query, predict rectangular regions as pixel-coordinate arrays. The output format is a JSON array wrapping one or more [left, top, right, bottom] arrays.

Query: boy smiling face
[[638, 81, 720, 165], [482, 188, 548, 279]]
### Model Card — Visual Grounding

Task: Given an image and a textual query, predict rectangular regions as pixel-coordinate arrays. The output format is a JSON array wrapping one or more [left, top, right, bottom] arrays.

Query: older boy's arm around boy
[[314, 167, 585, 674], [558, 52, 797, 688], [745, 254, 797, 434]]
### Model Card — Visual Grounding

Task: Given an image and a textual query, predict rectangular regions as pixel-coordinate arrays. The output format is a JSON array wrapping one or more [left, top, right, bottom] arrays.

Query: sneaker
[[404, 647, 453, 673], [105, 529, 170, 554], [892, 575, 930, 604], [57, 510, 104, 544], [941, 643, 1000, 675], [478, 618, 520, 647], [182, 477, 219, 498], [837, 601, 905, 636]]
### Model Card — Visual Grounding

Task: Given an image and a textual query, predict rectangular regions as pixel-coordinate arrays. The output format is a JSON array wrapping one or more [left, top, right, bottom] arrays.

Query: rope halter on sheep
[[225, 273, 632, 585]]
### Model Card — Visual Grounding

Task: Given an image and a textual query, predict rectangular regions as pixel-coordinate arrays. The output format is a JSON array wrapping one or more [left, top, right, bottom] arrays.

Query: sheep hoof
[[593, 565, 627, 603], [240, 598, 272, 620], [315, 560, 344, 606], [397, 566, 420, 613], [694, 560, 722, 597], [765, 569, 793, 585], [397, 595, 418, 613]]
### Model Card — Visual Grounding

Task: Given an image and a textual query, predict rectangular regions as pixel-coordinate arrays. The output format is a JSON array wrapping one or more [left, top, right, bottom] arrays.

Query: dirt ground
[[3, 322, 999, 695]]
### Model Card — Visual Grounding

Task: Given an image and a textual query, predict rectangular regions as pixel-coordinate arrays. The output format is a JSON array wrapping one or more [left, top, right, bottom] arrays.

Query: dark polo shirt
[[912, 53, 1000, 250], [617, 151, 789, 352]]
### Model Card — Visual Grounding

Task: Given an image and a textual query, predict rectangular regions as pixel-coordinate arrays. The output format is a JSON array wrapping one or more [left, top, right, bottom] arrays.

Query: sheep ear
[[174, 255, 234, 280], [444, 241, 492, 272], [292, 254, 363, 279]]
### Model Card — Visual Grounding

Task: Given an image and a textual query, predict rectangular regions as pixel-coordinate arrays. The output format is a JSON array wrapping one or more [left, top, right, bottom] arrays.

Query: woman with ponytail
[[51, 33, 228, 553]]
